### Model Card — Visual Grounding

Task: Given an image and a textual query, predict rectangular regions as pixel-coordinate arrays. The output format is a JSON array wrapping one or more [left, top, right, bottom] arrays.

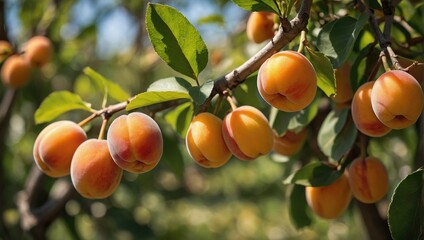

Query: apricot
[[331, 62, 354, 104], [222, 106, 274, 160], [71, 139, 123, 199], [33, 121, 87, 177], [371, 70, 424, 129], [347, 156, 388, 204], [107, 112, 163, 174], [305, 173, 352, 219], [0, 40, 13, 62], [24, 36, 52, 67], [351, 81, 391, 137], [1, 55, 31, 88], [273, 128, 307, 156], [186, 112, 232, 168], [246, 12, 275, 43], [257, 51, 317, 112]]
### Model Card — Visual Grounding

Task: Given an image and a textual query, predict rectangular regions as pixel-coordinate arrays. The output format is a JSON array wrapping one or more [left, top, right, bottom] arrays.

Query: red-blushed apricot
[[273, 128, 307, 156], [186, 112, 232, 168], [33, 121, 87, 177], [351, 81, 391, 137], [107, 112, 163, 174], [246, 12, 275, 43], [24, 36, 52, 67], [222, 106, 274, 160], [347, 156, 389, 204], [371, 70, 424, 129], [258, 51, 317, 112], [305, 173, 352, 219], [1, 55, 31, 88], [0, 40, 13, 62], [71, 139, 123, 199], [331, 62, 354, 104]]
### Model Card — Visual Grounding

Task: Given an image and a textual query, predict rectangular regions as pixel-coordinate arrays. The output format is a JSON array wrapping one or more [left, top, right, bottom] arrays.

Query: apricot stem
[[78, 113, 97, 127], [297, 30, 307, 53], [98, 117, 108, 140], [226, 96, 237, 111]]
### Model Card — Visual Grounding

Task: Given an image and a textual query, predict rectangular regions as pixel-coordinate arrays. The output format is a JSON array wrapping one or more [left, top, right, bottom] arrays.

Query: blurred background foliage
[[0, 0, 421, 239]]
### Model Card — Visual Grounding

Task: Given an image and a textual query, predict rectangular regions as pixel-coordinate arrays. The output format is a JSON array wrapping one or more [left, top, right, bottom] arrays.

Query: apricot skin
[[347, 156, 388, 204], [351, 81, 391, 137], [186, 113, 232, 168], [258, 51, 317, 112], [371, 70, 424, 129], [33, 121, 87, 178], [107, 112, 163, 174], [222, 106, 274, 160], [1, 55, 31, 88], [273, 128, 307, 157], [246, 12, 275, 43], [331, 63, 353, 104], [71, 139, 123, 199], [25, 36, 52, 67], [305, 173, 352, 219]]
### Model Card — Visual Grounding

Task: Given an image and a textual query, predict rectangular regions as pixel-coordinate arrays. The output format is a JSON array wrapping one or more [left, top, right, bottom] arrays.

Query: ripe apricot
[[33, 121, 87, 177], [258, 51, 317, 112], [371, 70, 424, 129], [1, 55, 31, 88], [246, 12, 275, 43], [222, 106, 274, 160], [0, 40, 13, 62], [305, 173, 352, 219], [107, 112, 163, 174], [186, 112, 232, 168], [273, 128, 307, 156], [331, 62, 354, 104], [351, 81, 391, 137], [347, 156, 388, 204], [24, 36, 52, 67], [71, 139, 123, 199]]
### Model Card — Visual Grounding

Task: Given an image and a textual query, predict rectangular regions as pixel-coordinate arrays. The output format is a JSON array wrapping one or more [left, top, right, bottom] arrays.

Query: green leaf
[[388, 169, 424, 240], [234, 74, 266, 109], [306, 47, 336, 97], [146, 3, 208, 80], [197, 14, 225, 26], [161, 127, 185, 180], [126, 91, 191, 111], [317, 12, 369, 68], [350, 43, 380, 92], [271, 92, 321, 134], [34, 91, 93, 124], [284, 161, 342, 187], [407, 3, 424, 36], [318, 109, 358, 161], [83, 67, 131, 102], [164, 102, 194, 138], [188, 81, 214, 105], [147, 77, 192, 93], [232, 0, 280, 14], [367, 0, 382, 10], [289, 185, 312, 229]]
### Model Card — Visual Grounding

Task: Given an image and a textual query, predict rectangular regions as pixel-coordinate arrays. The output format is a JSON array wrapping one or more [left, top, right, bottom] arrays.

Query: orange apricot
[[33, 121, 87, 177], [24, 36, 52, 67], [107, 112, 163, 174], [246, 12, 275, 43], [371, 70, 424, 129], [1, 55, 31, 88], [71, 139, 123, 199], [305, 173, 352, 219], [257, 51, 317, 112], [351, 81, 391, 137], [273, 128, 307, 156], [331, 62, 354, 104], [222, 106, 274, 160], [347, 156, 389, 204], [186, 112, 232, 168]]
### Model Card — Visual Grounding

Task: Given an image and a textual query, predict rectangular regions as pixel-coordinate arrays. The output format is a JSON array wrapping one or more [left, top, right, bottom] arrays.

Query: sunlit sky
[[5, 0, 245, 59]]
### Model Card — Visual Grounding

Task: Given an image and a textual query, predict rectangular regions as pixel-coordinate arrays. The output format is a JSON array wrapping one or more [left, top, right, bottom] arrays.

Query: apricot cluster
[[352, 70, 423, 137], [186, 106, 274, 167], [1, 36, 52, 88], [257, 51, 317, 112], [33, 112, 163, 199]]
